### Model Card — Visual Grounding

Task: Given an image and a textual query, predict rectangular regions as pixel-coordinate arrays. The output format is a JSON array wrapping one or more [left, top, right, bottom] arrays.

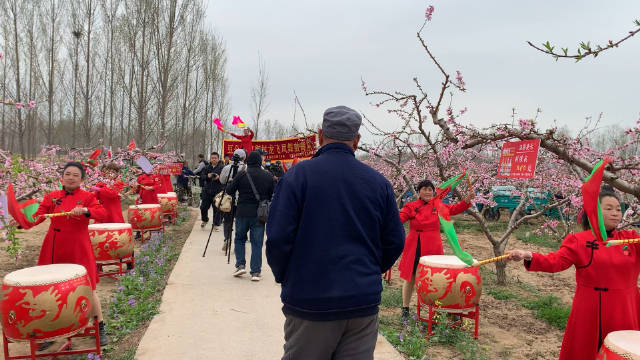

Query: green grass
[[486, 288, 518, 300], [514, 229, 561, 249], [380, 283, 403, 309], [522, 296, 571, 330], [481, 267, 571, 330], [379, 312, 427, 360]]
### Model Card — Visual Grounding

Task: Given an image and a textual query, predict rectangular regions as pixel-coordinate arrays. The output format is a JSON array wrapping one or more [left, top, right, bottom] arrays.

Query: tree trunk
[[10, 0, 25, 156], [82, 0, 94, 145], [493, 241, 508, 285], [46, 0, 57, 145]]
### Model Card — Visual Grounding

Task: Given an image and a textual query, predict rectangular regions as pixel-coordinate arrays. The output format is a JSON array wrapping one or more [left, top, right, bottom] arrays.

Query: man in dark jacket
[[266, 105, 405, 359], [193, 154, 207, 188], [226, 150, 275, 281], [199, 152, 224, 229]]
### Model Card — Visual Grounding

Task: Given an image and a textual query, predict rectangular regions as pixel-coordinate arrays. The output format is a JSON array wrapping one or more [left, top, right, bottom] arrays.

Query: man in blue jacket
[[266, 105, 405, 360]]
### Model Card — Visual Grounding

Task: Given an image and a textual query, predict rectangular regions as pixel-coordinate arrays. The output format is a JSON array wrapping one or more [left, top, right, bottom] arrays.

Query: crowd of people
[[5, 105, 640, 360]]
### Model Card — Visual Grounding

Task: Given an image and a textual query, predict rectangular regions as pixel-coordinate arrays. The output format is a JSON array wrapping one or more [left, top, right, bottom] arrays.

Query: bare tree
[[250, 54, 269, 139]]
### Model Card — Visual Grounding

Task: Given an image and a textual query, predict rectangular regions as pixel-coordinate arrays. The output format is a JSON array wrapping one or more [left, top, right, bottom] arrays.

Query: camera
[[231, 153, 242, 163]]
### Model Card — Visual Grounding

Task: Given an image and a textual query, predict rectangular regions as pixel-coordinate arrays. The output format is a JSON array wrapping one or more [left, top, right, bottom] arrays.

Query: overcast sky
[[204, 1, 640, 140]]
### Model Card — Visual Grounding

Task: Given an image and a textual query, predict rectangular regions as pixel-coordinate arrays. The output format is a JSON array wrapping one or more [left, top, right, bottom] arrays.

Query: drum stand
[[2, 316, 101, 360], [416, 300, 479, 339], [162, 211, 177, 225], [97, 254, 135, 279], [134, 226, 164, 242]]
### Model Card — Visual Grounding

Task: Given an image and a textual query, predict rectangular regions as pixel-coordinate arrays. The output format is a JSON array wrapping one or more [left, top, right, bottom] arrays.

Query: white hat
[[233, 149, 246, 159]]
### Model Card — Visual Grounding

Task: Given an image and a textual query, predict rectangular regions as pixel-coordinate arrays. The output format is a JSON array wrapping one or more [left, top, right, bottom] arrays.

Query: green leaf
[[634, 19, 640, 26], [562, 47, 568, 56], [580, 41, 591, 51], [543, 41, 554, 52]]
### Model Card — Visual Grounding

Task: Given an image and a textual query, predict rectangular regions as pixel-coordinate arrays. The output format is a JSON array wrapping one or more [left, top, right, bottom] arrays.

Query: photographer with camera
[[225, 150, 275, 281], [199, 152, 224, 229], [219, 149, 247, 252]]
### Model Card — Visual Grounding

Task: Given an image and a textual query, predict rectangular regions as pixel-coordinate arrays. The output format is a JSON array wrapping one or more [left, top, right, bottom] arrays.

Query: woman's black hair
[[63, 161, 86, 180], [415, 179, 435, 192], [580, 186, 621, 231]]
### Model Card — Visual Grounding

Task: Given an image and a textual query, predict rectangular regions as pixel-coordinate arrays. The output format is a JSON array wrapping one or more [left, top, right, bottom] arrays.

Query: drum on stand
[[157, 192, 178, 224], [1, 264, 93, 342], [89, 223, 135, 278], [128, 204, 163, 230], [89, 223, 133, 262], [597, 330, 640, 360], [415, 255, 482, 339]]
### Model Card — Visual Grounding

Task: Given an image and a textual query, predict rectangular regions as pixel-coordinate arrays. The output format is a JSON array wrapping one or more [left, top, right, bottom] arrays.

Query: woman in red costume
[[228, 128, 255, 153], [30, 162, 110, 347], [508, 187, 640, 360], [136, 170, 160, 204], [92, 162, 126, 223], [397, 179, 472, 321]]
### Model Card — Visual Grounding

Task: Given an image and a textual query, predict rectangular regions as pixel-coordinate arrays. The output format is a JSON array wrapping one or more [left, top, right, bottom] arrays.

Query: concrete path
[[136, 210, 402, 359]]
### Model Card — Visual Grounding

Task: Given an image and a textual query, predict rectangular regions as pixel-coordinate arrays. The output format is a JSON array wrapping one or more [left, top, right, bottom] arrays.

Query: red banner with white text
[[222, 135, 317, 161], [497, 139, 541, 179]]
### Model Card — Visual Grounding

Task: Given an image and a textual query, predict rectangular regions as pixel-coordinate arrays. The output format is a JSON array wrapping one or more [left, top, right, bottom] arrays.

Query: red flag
[[582, 158, 610, 243], [6, 184, 41, 229], [128, 139, 136, 151], [86, 148, 102, 167]]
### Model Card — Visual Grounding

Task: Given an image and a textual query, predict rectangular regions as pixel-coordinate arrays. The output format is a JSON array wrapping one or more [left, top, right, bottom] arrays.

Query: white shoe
[[213, 226, 221, 232], [233, 267, 246, 277], [251, 273, 262, 281]]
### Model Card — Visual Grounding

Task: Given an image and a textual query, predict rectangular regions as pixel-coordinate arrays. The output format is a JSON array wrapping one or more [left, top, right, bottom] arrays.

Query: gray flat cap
[[322, 105, 362, 141]]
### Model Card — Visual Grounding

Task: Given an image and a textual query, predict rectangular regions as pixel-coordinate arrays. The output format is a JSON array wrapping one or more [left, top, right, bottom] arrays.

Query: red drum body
[[596, 330, 640, 360], [416, 255, 482, 311], [127, 204, 163, 231], [157, 192, 178, 215], [0, 264, 93, 342], [88, 223, 133, 262]]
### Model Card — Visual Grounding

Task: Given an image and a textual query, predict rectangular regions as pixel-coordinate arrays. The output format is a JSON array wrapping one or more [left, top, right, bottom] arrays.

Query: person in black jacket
[[266, 106, 405, 359], [226, 150, 275, 281], [199, 152, 224, 229]]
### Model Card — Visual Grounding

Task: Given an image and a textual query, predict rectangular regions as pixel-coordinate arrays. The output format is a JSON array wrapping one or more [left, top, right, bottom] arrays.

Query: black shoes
[[99, 321, 109, 346], [401, 307, 410, 323]]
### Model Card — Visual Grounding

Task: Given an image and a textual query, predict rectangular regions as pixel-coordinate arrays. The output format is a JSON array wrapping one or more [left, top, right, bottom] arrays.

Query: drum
[[127, 204, 163, 231], [0, 264, 93, 342], [88, 223, 134, 262], [597, 330, 640, 360], [157, 192, 178, 215], [416, 255, 482, 311]]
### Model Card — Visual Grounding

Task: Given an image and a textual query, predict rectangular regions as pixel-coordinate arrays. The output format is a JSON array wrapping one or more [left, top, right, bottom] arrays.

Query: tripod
[[202, 161, 240, 259]]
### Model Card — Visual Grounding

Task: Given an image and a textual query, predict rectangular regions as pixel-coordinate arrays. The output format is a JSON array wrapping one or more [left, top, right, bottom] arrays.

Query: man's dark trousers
[[282, 314, 378, 360]]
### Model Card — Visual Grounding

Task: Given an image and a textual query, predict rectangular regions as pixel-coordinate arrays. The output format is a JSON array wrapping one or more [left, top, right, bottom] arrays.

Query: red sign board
[[497, 139, 541, 179], [155, 163, 183, 175], [222, 134, 317, 161]]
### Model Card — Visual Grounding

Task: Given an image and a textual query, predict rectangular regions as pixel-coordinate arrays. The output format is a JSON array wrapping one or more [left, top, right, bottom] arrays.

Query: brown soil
[[384, 215, 575, 360], [0, 208, 198, 360]]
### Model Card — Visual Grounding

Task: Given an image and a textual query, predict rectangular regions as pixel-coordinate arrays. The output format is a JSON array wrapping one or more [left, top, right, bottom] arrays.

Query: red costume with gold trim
[[525, 229, 640, 359], [33, 188, 107, 289], [136, 174, 160, 204], [397, 199, 471, 281], [94, 181, 125, 223]]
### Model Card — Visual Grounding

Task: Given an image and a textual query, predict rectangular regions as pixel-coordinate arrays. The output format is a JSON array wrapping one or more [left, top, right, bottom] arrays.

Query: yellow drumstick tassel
[[471, 254, 511, 267]]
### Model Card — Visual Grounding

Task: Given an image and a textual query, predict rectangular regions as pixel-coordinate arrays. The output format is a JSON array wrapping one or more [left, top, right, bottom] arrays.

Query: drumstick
[[471, 254, 510, 267], [45, 211, 72, 218], [605, 238, 640, 247]]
